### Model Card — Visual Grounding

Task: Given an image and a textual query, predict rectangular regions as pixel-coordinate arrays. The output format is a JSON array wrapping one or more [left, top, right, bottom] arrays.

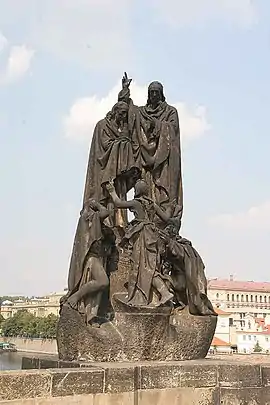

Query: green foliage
[[254, 341, 263, 353], [0, 314, 4, 327], [1, 311, 58, 339]]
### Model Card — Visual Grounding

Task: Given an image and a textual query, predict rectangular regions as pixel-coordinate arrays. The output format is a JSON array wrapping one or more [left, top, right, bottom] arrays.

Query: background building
[[0, 291, 65, 319], [208, 277, 270, 353]]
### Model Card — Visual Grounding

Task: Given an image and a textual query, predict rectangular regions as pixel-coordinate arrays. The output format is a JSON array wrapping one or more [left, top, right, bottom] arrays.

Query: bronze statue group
[[61, 73, 216, 327]]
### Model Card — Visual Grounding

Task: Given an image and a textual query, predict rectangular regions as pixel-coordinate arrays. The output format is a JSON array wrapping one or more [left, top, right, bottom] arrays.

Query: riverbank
[[0, 351, 58, 371], [0, 337, 57, 354]]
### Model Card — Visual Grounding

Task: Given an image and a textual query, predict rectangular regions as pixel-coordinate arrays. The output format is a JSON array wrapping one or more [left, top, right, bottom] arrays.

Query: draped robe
[[139, 102, 183, 218], [83, 114, 140, 207], [165, 236, 217, 316]]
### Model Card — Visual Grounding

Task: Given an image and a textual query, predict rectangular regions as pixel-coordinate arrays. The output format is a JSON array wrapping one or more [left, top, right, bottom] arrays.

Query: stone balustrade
[[1, 359, 270, 404]]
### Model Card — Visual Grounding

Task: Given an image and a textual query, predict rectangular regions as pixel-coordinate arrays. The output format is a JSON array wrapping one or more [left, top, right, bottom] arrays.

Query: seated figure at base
[[106, 179, 173, 307], [61, 199, 117, 326], [154, 202, 217, 316]]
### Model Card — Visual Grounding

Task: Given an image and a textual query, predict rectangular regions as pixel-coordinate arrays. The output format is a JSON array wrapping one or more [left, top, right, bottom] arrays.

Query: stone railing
[[1, 358, 270, 404]]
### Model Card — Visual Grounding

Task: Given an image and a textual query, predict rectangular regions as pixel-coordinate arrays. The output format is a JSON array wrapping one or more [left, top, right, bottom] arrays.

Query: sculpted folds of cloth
[[61, 72, 216, 326]]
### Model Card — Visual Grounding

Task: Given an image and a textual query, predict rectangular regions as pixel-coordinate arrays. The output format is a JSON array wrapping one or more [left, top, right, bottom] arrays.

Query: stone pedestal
[[57, 305, 123, 362], [113, 293, 173, 361], [57, 292, 217, 362]]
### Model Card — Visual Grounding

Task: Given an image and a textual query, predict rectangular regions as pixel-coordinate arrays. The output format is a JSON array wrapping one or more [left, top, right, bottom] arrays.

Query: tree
[[254, 341, 263, 353], [39, 314, 58, 339], [0, 314, 4, 326], [1, 311, 58, 339]]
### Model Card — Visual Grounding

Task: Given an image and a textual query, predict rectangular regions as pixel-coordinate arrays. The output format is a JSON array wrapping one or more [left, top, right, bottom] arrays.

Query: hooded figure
[[138, 81, 183, 219]]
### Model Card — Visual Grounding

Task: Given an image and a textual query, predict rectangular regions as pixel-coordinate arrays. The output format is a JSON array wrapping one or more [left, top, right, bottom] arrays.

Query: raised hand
[[122, 72, 132, 89]]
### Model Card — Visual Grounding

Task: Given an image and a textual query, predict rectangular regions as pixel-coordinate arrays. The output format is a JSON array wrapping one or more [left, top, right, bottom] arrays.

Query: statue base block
[[57, 293, 217, 362]]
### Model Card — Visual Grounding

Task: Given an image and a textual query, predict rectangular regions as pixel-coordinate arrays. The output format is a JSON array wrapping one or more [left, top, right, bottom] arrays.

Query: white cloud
[[151, 0, 258, 28], [175, 103, 210, 140], [0, 0, 131, 70], [0, 32, 8, 52], [63, 81, 210, 142], [209, 200, 270, 230], [0, 33, 34, 85], [3, 45, 34, 84]]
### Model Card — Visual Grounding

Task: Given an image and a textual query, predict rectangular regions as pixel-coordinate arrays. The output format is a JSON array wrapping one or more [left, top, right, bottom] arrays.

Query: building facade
[[208, 277, 270, 329], [0, 291, 65, 319], [208, 277, 270, 353]]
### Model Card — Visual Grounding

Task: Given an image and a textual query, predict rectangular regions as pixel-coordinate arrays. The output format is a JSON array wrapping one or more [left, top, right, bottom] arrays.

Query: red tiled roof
[[214, 307, 232, 316], [211, 337, 231, 347], [208, 279, 270, 293]]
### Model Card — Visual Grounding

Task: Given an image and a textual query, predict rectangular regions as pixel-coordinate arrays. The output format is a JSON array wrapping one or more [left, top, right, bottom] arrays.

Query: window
[[265, 296, 267, 303], [246, 295, 249, 302], [227, 294, 230, 301], [251, 295, 253, 302], [260, 296, 262, 303], [243, 335, 246, 341], [216, 293, 219, 299], [232, 294, 235, 302], [229, 318, 233, 326], [268, 297, 270, 304], [236, 294, 239, 302], [266, 337, 269, 342], [248, 335, 252, 341], [255, 295, 258, 303], [241, 295, 244, 302], [254, 336, 256, 341]]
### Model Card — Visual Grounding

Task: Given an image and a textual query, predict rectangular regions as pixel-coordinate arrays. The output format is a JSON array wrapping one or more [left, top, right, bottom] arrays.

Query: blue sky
[[0, 0, 270, 295]]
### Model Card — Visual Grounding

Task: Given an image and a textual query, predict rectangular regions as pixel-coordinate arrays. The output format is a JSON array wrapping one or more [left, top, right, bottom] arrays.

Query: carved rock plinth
[[113, 293, 173, 361], [57, 305, 123, 362], [167, 307, 217, 360], [57, 293, 217, 362]]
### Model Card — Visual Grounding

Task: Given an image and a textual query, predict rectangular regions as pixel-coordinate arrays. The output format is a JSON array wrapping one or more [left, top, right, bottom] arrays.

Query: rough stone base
[[57, 305, 123, 362], [57, 293, 217, 362], [10, 359, 270, 404]]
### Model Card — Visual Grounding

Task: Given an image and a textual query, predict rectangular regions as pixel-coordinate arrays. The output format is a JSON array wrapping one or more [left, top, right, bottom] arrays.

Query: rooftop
[[214, 307, 232, 316], [211, 337, 231, 347], [208, 278, 270, 293]]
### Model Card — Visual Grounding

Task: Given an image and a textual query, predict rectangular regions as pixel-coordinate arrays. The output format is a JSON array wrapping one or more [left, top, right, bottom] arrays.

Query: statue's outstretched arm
[[118, 72, 132, 103], [106, 181, 134, 209]]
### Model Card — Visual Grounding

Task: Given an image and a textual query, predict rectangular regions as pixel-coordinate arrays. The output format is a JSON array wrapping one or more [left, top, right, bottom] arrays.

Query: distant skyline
[[1, 0, 270, 295]]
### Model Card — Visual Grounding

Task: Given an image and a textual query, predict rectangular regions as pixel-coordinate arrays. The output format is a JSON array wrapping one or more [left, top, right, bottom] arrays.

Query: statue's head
[[147, 81, 165, 107], [111, 101, 129, 125], [134, 179, 148, 197]]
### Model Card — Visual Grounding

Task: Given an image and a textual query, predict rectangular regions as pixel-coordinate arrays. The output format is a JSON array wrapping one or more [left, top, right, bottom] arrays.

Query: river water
[[0, 352, 57, 370], [0, 352, 23, 370]]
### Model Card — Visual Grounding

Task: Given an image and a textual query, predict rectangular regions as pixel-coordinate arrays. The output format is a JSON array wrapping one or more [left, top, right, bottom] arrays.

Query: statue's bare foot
[[67, 295, 79, 309], [158, 291, 174, 306]]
